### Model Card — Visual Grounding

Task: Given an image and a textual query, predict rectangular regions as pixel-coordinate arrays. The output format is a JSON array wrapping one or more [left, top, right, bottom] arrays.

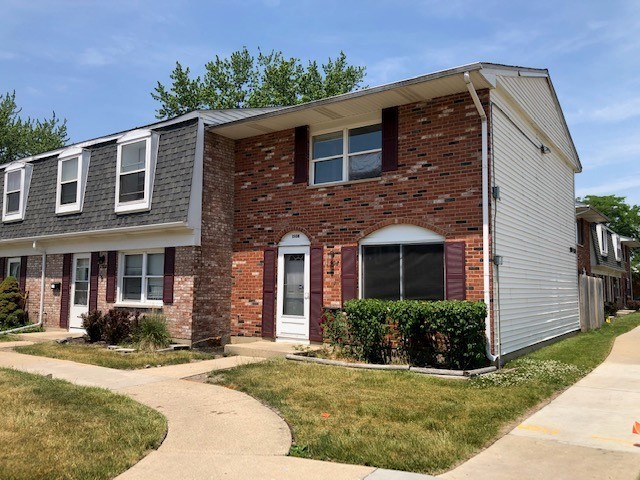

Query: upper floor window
[[56, 147, 90, 215], [576, 219, 584, 245], [115, 129, 159, 214], [311, 123, 381, 185], [612, 234, 622, 262], [596, 224, 609, 256], [2, 163, 33, 222]]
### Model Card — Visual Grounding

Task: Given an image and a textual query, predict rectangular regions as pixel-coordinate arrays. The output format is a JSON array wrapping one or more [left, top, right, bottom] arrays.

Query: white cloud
[[576, 176, 640, 199]]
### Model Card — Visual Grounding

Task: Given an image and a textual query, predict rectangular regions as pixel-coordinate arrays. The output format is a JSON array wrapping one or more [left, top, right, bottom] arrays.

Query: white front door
[[69, 254, 90, 330], [276, 246, 310, 342]]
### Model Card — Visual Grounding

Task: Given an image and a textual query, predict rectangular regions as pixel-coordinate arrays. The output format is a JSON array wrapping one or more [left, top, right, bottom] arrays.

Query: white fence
[[579, 274, 604, 332]]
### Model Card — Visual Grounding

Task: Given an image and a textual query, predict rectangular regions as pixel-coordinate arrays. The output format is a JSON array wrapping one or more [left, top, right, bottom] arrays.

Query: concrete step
[[616, 309, 636, 316], [224, 340, 319, 359]]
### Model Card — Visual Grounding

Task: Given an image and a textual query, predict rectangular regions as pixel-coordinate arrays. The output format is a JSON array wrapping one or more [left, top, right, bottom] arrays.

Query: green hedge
[[329, 299, 487, 369]]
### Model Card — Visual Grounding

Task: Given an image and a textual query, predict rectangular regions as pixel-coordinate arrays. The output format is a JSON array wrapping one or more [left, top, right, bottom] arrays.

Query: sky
[[1, 0, 639, 204]]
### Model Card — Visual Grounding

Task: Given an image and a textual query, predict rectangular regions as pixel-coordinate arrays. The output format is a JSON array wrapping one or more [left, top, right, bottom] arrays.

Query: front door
[[276, 246, 310, 342], [69, 254, 90, 330]]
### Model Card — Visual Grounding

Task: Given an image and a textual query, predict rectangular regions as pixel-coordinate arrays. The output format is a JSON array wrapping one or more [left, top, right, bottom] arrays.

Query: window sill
[[114, 201, 151, 215], [2, 214, 25, 223], [307, 176, 381, 189], [114, 301, 163, 309]]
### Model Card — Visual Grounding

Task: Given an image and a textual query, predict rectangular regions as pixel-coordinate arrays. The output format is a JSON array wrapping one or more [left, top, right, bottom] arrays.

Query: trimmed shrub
[[335, 299, 487, 369], [133, 313, 171, 351], [81, 309, 137, 345], [0, 276, 27, 329], [604, 302, 617, 317], [81, 310, 105, 343]]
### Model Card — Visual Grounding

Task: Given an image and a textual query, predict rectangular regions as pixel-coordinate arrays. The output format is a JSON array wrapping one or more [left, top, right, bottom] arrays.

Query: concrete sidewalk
[[441, 326, 640, 480], [0, 348, 436, 480]]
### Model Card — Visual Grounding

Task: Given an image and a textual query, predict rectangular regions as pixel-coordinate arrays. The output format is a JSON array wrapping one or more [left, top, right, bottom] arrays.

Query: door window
[[283, 254, 305, 316], [74, 258, 90, 306]]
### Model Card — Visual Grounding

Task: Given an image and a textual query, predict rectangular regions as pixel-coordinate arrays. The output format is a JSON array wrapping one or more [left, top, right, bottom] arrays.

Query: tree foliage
[[0, 91, 68, 165], [151, 47, 367, 118]]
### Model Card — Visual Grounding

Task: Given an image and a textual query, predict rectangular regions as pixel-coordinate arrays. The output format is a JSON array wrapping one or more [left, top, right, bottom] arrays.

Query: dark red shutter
[[293, 125, 309, 184], [89, 252, 99, 312], [341, 246, 358, 305], [261, 248, 277, 338], [106, 251, 117, 303], [19, 256, 27, 292], [163, 247, 176, 304], [0, 257, 5, 281], [381, 106, 399, 172], [309, 245, 324, 343], [445, 241, 466, 300], [60, 254, 72, 329]]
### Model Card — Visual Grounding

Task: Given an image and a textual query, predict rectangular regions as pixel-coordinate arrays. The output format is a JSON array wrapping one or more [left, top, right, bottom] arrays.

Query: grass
[[15, 342, 217, 370], [210, 313, 640, 475], [0, 367, 166, 480], [0, 333, 20, 342]]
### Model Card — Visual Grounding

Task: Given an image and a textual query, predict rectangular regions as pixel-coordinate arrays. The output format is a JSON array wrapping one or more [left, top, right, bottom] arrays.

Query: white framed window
[[310, 123, 382, 185], [596, 224, 609, 256], [115, 129, 159, 214], [117, 251, 164, 306], [3, 163, 33, 222], [612, 234, 622, 262], [56, 147, 91, 215], [7, 257, 21, 279]]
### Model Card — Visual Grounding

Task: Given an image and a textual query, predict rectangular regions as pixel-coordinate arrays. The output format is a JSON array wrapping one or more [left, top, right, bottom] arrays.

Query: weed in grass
[[471, 359, 587, 388]]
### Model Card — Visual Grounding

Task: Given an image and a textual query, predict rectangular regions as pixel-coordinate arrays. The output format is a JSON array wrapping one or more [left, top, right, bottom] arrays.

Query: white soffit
[[209, 67, 497, 139]]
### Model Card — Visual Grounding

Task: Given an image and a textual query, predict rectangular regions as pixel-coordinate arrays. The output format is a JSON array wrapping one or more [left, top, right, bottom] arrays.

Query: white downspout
[[0, 241, 46, 335], [464, 72, 498, 363]]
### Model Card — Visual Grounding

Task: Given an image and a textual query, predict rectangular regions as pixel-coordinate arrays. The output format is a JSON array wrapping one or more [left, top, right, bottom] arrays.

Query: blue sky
[[2, 0, 639, 204]]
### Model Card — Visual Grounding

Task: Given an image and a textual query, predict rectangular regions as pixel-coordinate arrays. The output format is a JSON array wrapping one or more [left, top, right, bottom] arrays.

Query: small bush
[[331, 299, 487, 369], [134, 313, 171, 351], [626, 300, 640, 311], [321, 309, 349, 348], [81, 309, 136, 345], [604, 302, 617, 317], [81, 310, 105, 343], [0, 276, 27, 329]]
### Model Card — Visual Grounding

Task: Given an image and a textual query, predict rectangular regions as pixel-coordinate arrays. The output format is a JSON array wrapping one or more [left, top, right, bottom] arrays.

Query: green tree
[[151, 47, 366, 118], [0, 91, 68, 165]]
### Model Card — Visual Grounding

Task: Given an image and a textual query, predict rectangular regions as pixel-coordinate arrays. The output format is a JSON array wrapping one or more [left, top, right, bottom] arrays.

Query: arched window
[[360, 224, 445, 301]]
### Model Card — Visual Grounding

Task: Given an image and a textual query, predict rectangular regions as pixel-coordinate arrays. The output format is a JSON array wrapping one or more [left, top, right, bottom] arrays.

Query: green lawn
[[0, 367, 166, 480], [0, 333, 19, 342], [210, 314, 640, 475], [15, 342, 216, 369]]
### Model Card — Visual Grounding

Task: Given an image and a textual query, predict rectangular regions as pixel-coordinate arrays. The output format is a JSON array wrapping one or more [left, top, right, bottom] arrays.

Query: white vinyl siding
[[491, 87, 579, 356], [498, 76, 577, 168]]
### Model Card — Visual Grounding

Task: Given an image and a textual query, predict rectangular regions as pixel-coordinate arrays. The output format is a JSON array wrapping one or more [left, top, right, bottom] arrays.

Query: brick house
[[576, 203, 637, 308], [0, 63, 583, 360]]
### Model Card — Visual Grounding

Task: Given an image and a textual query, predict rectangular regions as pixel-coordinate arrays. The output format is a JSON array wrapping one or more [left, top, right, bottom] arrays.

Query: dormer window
[[56, 147, 90, 215], [115, 129, 159, 214], [596, 224, 609, 256], [612, 234, 622, 262], [3, 162, 33, 222]]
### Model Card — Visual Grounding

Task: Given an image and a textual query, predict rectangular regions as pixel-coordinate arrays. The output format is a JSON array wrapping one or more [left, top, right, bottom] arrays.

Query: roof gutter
[[464, 72, 499, 364]]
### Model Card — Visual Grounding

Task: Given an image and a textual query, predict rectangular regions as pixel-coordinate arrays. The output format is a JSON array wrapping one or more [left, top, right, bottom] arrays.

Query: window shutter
[[261, 248, 277, 338], [163, 247, 176, 304], [0, 257, 5, 282], [341, 246, 358, 305], [89, 252, 99, 312], [106, 251, 117, 303], [309, 245, 324, 343], [381, 106, 399, 172], [60, 254, 72, 329], [293, 125, 309, 184], [19, 256, 27, 293], [445, 241, 466, 300]]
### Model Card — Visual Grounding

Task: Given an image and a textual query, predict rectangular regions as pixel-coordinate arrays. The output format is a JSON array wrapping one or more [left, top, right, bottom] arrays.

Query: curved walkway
[[0, 348, 434, 480]]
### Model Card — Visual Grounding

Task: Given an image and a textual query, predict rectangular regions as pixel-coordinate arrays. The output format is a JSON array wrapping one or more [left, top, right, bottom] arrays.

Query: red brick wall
[[22, 249, 196, 339], [191, 132, 235, 343], [576, 218, 591, 275], [231, 91, 489, 337]]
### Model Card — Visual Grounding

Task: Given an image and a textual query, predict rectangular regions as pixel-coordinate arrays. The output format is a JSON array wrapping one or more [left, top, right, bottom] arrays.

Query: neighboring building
[[0, 62, 582, 360], [576, 203, 638, 308]]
